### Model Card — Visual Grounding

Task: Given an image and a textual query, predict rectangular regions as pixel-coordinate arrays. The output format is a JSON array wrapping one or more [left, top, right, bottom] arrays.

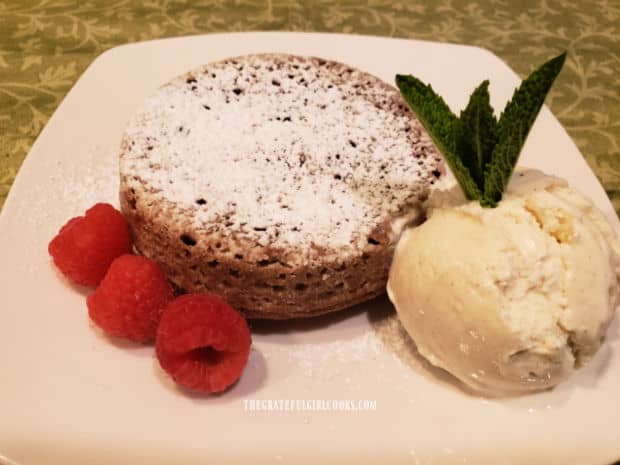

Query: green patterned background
[[0, 0, 619, 213]]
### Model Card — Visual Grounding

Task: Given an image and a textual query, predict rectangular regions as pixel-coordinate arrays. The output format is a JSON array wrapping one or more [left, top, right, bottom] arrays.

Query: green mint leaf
[[396, 74, 482, 201], [457, 80, 498, 190], [482, 52, 566, 205]]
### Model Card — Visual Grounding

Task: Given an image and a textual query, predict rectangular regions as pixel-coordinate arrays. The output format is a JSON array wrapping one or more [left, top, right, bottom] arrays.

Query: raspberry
[[48, 203, 132, 286], [87, 255, 174, 343], [156, 294, 251, 393]]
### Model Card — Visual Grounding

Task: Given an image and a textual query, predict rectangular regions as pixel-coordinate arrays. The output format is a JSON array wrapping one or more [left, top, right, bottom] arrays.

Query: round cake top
[[120, 54, 443, 259]]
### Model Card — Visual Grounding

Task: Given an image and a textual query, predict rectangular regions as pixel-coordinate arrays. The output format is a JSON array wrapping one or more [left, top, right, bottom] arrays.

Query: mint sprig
[[396, 52, 566, 208], [396, 75, 482, 200], [457, 80, 497, 190]]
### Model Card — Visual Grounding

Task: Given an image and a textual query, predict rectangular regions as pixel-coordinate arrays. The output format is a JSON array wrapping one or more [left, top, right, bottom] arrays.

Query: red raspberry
[[156, 294, 251, 393], [48, 203, 132, 286], [87, 255, 174, 343]]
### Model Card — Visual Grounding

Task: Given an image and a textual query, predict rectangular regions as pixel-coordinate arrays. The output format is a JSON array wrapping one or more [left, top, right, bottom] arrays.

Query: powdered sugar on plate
[[7, 143, 118, 276]]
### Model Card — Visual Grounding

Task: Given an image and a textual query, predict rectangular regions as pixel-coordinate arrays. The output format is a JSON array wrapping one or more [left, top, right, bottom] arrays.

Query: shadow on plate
[[249, 295, 375, 335]]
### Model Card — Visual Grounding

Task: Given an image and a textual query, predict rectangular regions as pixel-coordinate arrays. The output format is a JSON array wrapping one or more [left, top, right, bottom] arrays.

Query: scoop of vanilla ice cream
[[387, 169, 620, 395]]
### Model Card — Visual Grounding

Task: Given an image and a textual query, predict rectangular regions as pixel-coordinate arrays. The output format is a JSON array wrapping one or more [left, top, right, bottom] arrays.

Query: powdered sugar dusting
[[21, 145, 118, 236], [11, 144, 118, 276], [55, 146, 119, 211], [120, 54, 442, 253], [285, 330, 383, 382], [254, 328, 387, 390]]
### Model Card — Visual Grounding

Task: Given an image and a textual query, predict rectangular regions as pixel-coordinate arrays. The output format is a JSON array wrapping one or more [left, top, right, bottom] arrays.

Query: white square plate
[[1, 32, 618, 465]]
